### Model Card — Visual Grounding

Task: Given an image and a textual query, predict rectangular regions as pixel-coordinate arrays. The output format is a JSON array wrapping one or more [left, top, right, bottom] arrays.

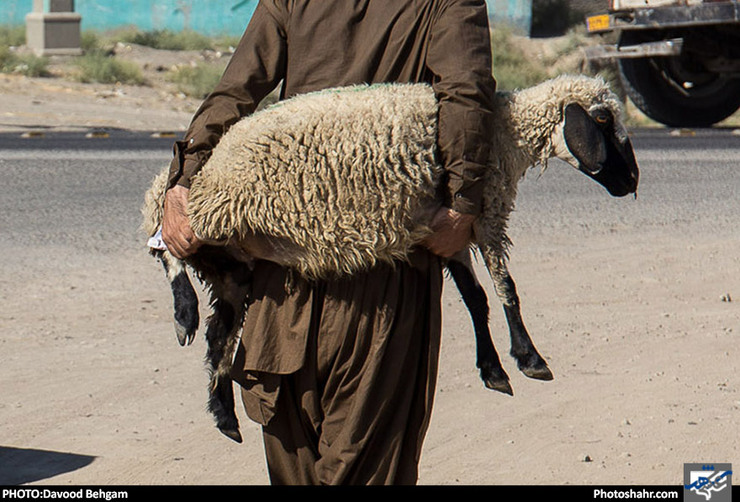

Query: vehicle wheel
[[618, 31, 740, 127]]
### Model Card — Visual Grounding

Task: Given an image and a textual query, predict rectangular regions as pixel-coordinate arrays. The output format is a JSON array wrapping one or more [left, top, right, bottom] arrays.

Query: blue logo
[[684, 463, 733, 502]]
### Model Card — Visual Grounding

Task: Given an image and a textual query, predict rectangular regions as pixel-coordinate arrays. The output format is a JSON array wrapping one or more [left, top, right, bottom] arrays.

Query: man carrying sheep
[[161, 0, 497, 485]]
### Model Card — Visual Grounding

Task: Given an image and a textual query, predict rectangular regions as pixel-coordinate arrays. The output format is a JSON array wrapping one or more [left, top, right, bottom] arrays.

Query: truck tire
[[618, 31, 740, 127]]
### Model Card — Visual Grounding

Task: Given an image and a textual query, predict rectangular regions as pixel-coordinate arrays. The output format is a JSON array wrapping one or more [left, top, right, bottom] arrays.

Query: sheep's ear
[[563, 103, 607, 175]]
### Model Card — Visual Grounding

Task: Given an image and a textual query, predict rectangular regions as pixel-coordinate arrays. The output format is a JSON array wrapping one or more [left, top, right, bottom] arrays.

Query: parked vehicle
[[585, 0, 740, 127]]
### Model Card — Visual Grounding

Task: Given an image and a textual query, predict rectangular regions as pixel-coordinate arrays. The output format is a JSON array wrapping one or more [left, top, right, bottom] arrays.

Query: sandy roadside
[[1, 72, 198, 133], [1, 53, 738, 487]]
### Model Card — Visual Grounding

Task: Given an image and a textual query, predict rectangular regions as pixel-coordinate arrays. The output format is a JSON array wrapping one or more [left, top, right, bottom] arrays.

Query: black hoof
[[218, 426, 243, 443], [215, 410, 242, 443], [171, 271, 199, 345], [518, 356, 554, 381], [174, 322, 196, 346], [479, 362, 514, 396]]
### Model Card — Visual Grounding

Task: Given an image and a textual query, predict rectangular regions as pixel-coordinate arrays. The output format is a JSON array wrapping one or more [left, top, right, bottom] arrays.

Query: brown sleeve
[[426, 0, 497, 216], [167, 0, 289, 189]]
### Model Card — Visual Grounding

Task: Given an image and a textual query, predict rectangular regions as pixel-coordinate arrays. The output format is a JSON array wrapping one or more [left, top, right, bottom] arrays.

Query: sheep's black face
[[563, 103, 639, 197]]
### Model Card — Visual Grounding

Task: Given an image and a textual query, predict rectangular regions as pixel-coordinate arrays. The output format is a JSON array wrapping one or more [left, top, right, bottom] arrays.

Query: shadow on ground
[[0, 446, 96, 485]]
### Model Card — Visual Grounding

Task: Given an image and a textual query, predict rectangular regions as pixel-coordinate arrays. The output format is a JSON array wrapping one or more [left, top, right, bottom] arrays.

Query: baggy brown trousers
[[169, 0, 497, 485], [232, 253, 442, 484]]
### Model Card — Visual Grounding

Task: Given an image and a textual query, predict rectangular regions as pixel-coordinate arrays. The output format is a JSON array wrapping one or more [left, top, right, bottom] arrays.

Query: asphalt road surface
[[1, 127, 738, 258]]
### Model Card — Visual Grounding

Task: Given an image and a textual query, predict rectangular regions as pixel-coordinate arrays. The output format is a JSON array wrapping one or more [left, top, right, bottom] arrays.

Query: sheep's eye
[[592, 110, 612, 126]]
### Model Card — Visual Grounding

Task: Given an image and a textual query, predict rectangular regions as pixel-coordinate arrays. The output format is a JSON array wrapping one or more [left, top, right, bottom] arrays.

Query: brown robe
[[167, 0, 497, 485]]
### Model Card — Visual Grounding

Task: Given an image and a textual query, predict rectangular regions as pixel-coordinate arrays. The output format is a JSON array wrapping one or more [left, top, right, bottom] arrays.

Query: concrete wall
[[2, 0, 531, 36]]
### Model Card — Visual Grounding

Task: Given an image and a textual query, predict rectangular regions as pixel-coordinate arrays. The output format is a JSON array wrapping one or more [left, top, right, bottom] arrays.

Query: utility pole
[[26, 0, 82, 56]]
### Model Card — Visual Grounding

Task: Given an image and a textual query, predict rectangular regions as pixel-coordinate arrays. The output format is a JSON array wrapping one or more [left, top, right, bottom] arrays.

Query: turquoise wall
[[489, 0, 532, 32], [1, 0, 258, 35], [1, 0, 530, 36]]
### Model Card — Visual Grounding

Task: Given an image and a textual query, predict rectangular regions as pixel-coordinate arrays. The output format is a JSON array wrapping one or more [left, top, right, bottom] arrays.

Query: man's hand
[[423, 207, 476, 258], [162, 185, 202, 259]]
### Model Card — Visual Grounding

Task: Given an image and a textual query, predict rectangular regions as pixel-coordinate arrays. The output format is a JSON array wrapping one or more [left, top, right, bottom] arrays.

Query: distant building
[[488, 0, 534, 33], [3, 0, 534, 36]]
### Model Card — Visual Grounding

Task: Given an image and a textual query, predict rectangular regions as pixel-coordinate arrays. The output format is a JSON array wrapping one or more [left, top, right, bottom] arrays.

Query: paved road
[[511, 127, 740, 238], [1, 126, 738, 261], [0, 132, 173, 262], [0, 130, 740, 245]]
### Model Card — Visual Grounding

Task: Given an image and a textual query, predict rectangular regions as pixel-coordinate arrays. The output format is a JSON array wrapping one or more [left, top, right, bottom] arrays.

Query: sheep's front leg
[[489, 259, 553, 381], [478, 245, 553, 382], [447, 251, 513, 395]]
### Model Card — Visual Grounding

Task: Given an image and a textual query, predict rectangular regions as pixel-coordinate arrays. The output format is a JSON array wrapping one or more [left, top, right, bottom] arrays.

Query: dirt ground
[[0, 44, 212, 133], [0, 44, 738, 487]]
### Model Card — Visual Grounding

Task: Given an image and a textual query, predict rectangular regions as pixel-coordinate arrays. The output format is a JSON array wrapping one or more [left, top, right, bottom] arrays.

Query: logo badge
[[684, 464, 733, 502]]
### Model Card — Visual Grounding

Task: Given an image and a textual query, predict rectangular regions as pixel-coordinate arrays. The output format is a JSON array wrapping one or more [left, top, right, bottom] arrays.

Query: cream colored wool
[[143, 75, 623, 279], [188, 83, 440, 277], [142, 170, 168, 238]]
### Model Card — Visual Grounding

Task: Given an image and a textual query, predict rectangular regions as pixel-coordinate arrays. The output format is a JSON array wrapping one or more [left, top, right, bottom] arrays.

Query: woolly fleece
[[142, 75, 623, 278]]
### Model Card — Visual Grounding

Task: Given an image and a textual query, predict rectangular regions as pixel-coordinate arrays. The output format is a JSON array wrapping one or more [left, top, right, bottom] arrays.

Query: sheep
[[142, 74, 639, 443]]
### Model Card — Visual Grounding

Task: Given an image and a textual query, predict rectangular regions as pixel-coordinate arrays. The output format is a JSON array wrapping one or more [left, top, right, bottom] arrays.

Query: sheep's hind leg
[[491, 261, 553, 381], [447, 251, 513, 395], [153, 249, 199, 346], [197, 249, 253, 443], [204, 292, 247, 443]]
